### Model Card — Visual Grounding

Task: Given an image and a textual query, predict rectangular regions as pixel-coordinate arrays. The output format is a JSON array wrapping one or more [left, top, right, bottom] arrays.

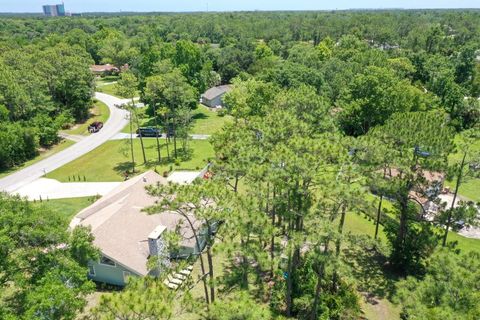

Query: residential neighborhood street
[[0, 92, 130, 193], [109, 132, 211, 140]]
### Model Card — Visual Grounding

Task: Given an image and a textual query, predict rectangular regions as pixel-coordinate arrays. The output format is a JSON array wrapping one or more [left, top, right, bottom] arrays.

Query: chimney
[[147, 225, 170, 272], [148, 225, 167, 256]]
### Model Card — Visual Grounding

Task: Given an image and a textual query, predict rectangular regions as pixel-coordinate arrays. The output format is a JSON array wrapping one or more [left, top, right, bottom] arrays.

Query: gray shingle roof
[[73, 171, 201, 276], [202, 85, 232, 101]]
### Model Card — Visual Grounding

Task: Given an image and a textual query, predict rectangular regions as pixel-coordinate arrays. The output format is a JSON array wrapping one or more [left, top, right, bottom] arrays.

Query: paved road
[[110, 133, 211, 141], [0, 92, 130, 193]]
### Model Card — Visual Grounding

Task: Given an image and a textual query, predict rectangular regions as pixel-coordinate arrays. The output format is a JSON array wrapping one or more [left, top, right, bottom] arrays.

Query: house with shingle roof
[[69, 171, 206, 286], [382, 168, 446, 215], [201, 85, 232, 108], [90, 64, 119, 75]]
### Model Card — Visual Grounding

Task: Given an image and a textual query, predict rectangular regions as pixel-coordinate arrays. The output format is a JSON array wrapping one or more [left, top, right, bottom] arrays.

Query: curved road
[[0, 92, 130, 193]]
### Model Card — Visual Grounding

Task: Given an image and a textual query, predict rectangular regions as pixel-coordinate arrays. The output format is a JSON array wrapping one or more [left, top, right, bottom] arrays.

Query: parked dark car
[[88, 121, 103, 133], [136, 127, 161, 137], [166, 124, 175, 137]]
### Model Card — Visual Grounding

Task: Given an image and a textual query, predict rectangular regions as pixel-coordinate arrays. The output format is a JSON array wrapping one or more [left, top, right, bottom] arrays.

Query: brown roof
[[72, 171, 201, 276], [385, 168, 445, 183], [90, 64, 118, 73]]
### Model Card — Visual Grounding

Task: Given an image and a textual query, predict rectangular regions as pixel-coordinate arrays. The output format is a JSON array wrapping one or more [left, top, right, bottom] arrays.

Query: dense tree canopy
[[0, 194, 98, 319], [0, 9, 479, 320]]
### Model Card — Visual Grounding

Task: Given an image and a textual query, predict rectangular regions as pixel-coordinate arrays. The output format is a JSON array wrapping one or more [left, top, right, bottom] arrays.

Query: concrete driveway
[[0, 92, 130, 193], [15, 178, 120, 200], [167, 171, 203, 184]]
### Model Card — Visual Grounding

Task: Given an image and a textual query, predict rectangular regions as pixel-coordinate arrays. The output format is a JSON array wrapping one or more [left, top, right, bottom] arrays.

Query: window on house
[[123, 271, 131, 283], [88, 265, 95, 276], [100, 256, 116, 266]]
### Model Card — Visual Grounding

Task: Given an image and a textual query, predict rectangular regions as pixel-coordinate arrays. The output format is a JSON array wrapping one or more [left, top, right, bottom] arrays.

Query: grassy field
[[46, 139, 214, 182], [0, 139, 75, 179], [63, 101, 110, 136], [34, 197, 97, 222], [96, 81, 140, 99], [345, 212, 388, 243], [95, 75, 118, 85], [191, 104, 232, 135], [121, 104, 231, 135], [445, 134, 480, 202], [96, 83, 123, 98]]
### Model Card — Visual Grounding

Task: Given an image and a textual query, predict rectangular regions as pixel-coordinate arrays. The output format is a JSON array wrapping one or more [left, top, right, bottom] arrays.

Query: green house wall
[[87, 224, 215, 286], [88, 260, 140, 286]]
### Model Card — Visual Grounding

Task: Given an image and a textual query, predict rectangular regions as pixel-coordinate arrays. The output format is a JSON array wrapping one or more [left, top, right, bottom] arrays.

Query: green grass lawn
[[344, 212, 389, 244], [191, 104, 232, 135], [445, 133, 480, 202], [46, 139, 214, 182], [121, 104, 231, 135], [34, 196, 98, 222], [96, 83, 123, 98], [95, 75, 119, 85], [63, 101, 110, 136], [0, 139, 75, 179], [96, 82, 140, 99]]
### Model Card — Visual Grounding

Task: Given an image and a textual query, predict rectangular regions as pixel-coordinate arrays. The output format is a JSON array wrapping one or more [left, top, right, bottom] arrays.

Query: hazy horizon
[[0, 0, 479, 13]]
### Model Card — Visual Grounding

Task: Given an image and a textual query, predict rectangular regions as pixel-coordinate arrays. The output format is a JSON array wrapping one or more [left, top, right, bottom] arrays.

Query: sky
[[1, 0, 479, 13]]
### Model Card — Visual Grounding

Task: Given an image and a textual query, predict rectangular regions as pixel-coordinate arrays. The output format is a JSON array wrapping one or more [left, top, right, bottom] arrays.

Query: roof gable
[[73, 171, 201, 276]]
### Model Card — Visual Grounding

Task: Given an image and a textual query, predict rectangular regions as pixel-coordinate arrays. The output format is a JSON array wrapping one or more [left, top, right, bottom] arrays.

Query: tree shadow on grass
[[113, 161, 135, 177], [192, 113, 209, 120], [342, 237, 399, 302], [217, 257, 271, 304]]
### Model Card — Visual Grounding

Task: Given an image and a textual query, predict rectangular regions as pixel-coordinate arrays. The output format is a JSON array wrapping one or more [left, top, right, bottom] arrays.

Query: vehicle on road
[[88, 121, 104, 133], [136, 127, 161, 137]]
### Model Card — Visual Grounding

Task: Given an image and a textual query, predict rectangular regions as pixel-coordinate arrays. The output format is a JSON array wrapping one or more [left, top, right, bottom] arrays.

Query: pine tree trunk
[[129, 111, 135, 173], [395, 194, 409, 270], [164, 114, 170, 161], [375, 195, 383, 240], [152, 101, 162, 163], [182, 213, 209, 306], [285, 252, 293, 317], [443, 152, 466, 246], [270, 187, 276, 278], [173, 117, 178, 159], [332, 204, 347, 292], [335, 204, 347, 257], [131, 99, 147, 164], [233, 175, 239, 193], [286, 247, 299, 317], [240, 238, 249, 289], [206, 245, 215, 303], [310, 263, 325, 320], [311, 240, 330, 319]]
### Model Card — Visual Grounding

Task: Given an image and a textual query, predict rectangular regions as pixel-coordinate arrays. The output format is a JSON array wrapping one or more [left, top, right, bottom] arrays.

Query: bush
[[217, 108, 227, 117]]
